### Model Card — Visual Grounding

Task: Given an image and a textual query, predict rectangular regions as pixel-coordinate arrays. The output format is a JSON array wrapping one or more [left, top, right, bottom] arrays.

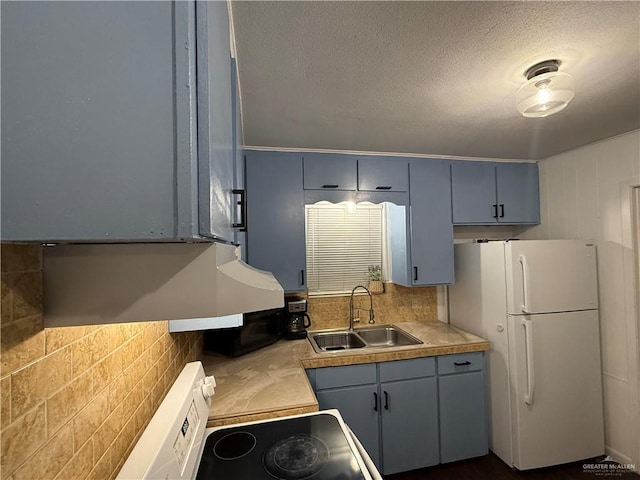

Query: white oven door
[[346, 425, 383, 480]]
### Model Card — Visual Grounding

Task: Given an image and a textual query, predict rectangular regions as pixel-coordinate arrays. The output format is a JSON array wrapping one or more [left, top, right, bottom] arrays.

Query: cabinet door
[[408, 160, 454, 285], [245, 152, 306, 292], [358, 157, 409, 192], [231, 57, 246, 255], [380, 377, 439, 474], [316, 385, 381, 470], [439, 371, 488, 463], [197, 2, 235, 241], [303, 154, 357, 190], [496, 163, 540, 224], [197, 1, 234, 241], [1, 1, 197, 241], [451, 162, 497, 224]]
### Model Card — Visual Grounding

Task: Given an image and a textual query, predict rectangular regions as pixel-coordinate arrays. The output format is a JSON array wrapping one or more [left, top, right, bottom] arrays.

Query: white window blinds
[[305, 202, 382, 296]]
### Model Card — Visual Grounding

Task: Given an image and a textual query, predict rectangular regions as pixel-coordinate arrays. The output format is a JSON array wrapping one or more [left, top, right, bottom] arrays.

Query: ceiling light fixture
[[516, 59, 575, 118]]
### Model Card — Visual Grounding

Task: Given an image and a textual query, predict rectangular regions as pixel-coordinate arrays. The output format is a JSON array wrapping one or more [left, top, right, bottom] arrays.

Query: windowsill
[[307, 284, 388, 298]]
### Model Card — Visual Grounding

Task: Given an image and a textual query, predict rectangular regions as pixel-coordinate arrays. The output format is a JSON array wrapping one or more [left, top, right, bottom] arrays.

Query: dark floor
[[386, 453, 638, 480]]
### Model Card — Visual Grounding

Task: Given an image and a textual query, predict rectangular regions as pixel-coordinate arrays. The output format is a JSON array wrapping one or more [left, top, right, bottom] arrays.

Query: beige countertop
[[201, 321, 489, 427]]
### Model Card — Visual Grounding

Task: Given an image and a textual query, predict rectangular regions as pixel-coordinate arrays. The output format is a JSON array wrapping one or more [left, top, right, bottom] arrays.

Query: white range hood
[[43, 243, 284, 327]]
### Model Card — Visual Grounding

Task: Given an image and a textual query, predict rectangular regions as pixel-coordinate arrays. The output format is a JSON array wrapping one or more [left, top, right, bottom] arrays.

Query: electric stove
[[198, 413, 365, 479], [117, 361, 381, 480]]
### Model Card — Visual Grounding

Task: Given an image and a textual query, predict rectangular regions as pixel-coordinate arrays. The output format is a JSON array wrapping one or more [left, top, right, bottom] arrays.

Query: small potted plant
[[367, 265, 384, 294]]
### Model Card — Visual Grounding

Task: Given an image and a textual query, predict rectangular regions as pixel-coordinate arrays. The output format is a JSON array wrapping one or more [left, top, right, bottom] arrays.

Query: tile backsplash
[[0, 244, 202, 480], [306, 283, 438, 330]]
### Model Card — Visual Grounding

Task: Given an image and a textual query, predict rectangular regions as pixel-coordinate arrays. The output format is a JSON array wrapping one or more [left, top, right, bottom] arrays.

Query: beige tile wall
[[0, 244, 203, 480], [306, 283, 438, 330]]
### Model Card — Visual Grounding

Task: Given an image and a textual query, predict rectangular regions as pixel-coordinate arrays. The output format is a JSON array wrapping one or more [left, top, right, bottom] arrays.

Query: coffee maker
[[284, 297, 311, 340]]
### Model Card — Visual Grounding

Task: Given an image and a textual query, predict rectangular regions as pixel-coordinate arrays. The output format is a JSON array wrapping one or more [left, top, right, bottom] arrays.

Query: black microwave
[[204, 308, 284, 357]]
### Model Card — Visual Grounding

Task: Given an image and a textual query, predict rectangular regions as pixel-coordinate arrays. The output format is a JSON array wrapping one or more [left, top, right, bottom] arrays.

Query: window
[[305, 202, 382, 296]]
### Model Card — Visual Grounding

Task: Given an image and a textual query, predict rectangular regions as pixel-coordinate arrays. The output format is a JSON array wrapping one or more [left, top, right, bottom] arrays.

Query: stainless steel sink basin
[[308, 325, 422, 353], [356, 325, 423, 347], [311, 332, 367, 352]]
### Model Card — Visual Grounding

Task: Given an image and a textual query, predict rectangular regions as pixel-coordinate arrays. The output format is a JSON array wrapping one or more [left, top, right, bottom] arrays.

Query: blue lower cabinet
[[438, 370, 488, 463], [316, 385, 381, 468], [309, 357, 440, 475], [308, 353, 488, 474], [380, 377, 439, 474]]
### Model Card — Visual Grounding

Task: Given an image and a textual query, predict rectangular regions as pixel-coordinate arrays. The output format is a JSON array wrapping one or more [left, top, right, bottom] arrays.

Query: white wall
[[522, 130, 640, 467]]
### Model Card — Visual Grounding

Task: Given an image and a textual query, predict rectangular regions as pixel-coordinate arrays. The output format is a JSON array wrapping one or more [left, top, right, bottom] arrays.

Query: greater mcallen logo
[[583, 456, 636, 476]]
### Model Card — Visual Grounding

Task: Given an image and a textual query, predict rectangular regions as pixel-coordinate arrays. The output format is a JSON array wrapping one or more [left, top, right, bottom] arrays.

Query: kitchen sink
[[308, 325, 422, 353], [311, 332, 367, 352], [356, 325, 423, 347]]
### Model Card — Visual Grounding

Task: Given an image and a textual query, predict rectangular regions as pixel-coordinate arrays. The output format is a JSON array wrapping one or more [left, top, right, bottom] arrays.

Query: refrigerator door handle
[[519, 254, 531, 313], [522, 318, 535, 405]]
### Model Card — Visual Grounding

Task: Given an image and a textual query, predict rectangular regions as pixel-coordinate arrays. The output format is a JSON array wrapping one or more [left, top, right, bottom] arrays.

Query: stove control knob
[[201, 375, 216, 400]]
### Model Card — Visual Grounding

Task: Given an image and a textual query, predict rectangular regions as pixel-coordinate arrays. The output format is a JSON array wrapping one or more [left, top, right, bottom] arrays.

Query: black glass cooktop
[[196, 413, 366, 480]]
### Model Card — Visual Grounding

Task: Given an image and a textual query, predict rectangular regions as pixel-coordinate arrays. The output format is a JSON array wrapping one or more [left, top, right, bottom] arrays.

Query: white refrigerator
[[449, 240, 604, 470]]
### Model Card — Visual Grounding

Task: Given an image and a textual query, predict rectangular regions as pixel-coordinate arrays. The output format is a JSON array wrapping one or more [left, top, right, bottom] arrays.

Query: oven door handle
[[345, 425, 383, 480]]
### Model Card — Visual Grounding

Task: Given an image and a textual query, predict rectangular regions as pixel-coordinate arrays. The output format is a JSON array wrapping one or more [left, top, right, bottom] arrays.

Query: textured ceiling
[[232, 1, 640, 160]]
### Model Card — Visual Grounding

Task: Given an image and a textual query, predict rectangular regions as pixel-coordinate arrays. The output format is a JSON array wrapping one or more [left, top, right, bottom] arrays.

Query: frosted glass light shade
[[516, 71, 575, 118]]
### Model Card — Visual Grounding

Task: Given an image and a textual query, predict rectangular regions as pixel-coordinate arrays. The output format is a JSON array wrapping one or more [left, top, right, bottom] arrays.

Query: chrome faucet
[[349, 285, 375, 330]]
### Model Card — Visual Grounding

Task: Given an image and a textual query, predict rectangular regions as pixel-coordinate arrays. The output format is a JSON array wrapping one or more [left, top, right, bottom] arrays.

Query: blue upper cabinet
[[357, 157, 409, 192], [0, 1, 237, 242], [451, 162, 497, 224], [495, 163, 540, 224], [408, 160, 454, 285], [245, 151, 306, 292], [303, 153, 358, 190], [231, 57, 247, 256], [197, 1, 235, 241], [451, 161, 540, 225], [390, 159, 454, 286]]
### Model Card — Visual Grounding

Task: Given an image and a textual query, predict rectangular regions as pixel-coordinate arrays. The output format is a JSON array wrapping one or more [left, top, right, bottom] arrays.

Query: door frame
[[631, 185, 640, 472]]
